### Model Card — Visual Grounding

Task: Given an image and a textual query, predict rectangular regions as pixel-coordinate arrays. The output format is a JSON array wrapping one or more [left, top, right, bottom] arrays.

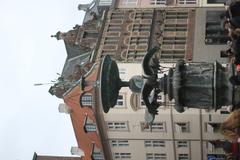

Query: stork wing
[[142, 47, 159, 77]]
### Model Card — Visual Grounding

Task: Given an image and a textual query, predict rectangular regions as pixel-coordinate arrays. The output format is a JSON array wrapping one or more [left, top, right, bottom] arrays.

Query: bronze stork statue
[[141, 47, 162, 116], [99, 46, 240, 124]]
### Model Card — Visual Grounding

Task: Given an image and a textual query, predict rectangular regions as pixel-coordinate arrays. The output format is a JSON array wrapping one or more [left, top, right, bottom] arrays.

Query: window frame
[[205, 122, 221, 133], [80, 92, 93, 107], [177, 141, 188, 148], [83, 114, 97, 133], [144, 140, 166, 147], [178, 0, 197, 5], [114, 152, 131, 159], [149, 0, 167, 5], [91, 143, 104, 160], [175, 122, 190, 133], [178, 153, 189, 160], [141, 122, 167, 132], [123, 0, 138, 5], [115, 93, 126, 108], [146, 153, 167, 160], [111, 140, 129, 147], [107, 121, 129, 131]]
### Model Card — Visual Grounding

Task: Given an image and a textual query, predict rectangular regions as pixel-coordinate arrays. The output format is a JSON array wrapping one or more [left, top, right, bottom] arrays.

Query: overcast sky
[[0, 0, 91, 159]]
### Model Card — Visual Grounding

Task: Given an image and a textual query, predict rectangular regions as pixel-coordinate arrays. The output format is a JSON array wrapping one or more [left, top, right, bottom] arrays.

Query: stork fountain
[[99, 46, 240, 122]]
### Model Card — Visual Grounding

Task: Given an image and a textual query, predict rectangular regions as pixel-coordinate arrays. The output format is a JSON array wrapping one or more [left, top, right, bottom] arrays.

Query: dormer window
[[83, 114, 97, 133], [91, 143, 104, 160], [80, 93, 93, 107]]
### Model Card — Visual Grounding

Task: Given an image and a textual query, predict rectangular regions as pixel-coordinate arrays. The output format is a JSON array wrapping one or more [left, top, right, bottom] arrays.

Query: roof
[[64, 41, 91, 59], [61, 51, 92, 79]]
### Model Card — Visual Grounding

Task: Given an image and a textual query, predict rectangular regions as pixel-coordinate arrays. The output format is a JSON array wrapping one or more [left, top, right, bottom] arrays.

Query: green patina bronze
[[100, 55, 129, 113], [100, 55, 144, 113], [100, 48, 240, 115]]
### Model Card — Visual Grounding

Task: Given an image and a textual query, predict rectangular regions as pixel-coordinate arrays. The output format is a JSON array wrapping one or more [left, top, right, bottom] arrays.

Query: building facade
[[50, 0, 232, 159], [115, 0, 225, 8], [97, 8, 195, 63]]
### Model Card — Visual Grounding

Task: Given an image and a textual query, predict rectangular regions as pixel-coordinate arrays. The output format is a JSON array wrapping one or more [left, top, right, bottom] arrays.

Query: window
[[107, 122, 129, 131], [104, 37, 119, 44], [107, 25, 121, 32], [114, 153, 131, 159], [135, 12, 153, 19], [160, 50, 185, 60], [84, 114, 97, 132], [130, 37, 148, 45], [175, 122, 190, 133], [119, 68, 126, 75], [111, 140, 129, 147], [205, 11, 229, 45], [178, 154, 189, 160], [144, 140, 152, 147], [91, 143, 104, 160], [119, 68, 127, 81], [178, 0, 197, 5], [92, 152, 104, 160], [132, 24, 151, 32], [163, 37, 186, 44], [116, 95, 124, 106], [146, 153, 167, 160], [162, 44, 185, 50], [127, 51, 146, 61], [144, 140, 165, 147], [205, 123, 221, 133], [152, 140, 165, 147], [165, 12, 188, 19], [123, 0, 138, 5], [110, 12, 124, 20], [80, 93, 93, 107], [164, 24, 187, 32], [85, 123, 97, 132], [207, 0, 227, 4], [177, 141, 188, 148], [206, 141, 224, 153], [150, 0, 166, 5], [151, 123, 166, 131], [141, 122, 166, 132]]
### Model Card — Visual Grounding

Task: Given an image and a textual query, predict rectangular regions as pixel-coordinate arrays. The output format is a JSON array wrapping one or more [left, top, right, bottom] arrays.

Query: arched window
[[80, 93, 93, 107]]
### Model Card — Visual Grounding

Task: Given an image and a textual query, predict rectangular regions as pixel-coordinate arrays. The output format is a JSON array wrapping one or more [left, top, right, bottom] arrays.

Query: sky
[[0, 0, 91, 159]]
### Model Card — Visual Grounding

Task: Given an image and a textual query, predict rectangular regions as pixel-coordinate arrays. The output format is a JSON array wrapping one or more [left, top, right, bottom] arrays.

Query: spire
[[51, 31, 63, 40]]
